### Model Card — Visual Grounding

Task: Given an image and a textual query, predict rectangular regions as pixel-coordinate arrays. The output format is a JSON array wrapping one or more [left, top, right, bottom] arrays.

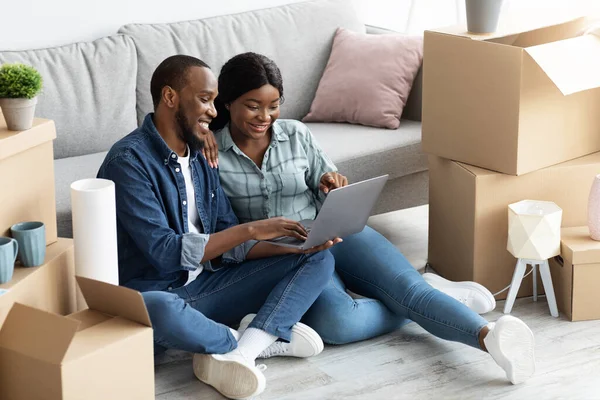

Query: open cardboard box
[[423, 15, 600, 175], [0, 238, 76, 328], [0, 276, 154, 400]]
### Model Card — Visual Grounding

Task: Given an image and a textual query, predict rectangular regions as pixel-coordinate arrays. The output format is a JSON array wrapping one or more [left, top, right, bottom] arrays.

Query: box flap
[[67, 309, 113, 331], [460, 152, 600, 177], [428, 13, 585, 42], [489, 16, 589, 48], [63, 317, 149, 362], [0, 303, 79, 364], [0, 118, 56, 161], [524, 34, 600, 95], [456, 161, 497, 177], [560, 226, 600, 265], [76, 277, 152, 327]]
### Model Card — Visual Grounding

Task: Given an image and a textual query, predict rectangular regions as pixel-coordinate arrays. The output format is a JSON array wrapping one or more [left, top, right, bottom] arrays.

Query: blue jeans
[[142, 250, 335, 355], [301, 227, 488, 349]]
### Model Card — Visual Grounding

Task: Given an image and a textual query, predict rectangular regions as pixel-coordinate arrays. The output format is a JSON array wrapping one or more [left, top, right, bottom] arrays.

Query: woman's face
[[228, 84, 281, 140]]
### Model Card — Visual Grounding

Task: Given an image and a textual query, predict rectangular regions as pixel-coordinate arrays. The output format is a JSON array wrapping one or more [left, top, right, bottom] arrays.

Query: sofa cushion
[[119, 0, 365, 125], [54, 151, 108, 237], [52, 124, 426, 237], [365, 25, 422, 122], [0, 35, 138, 159], [303, 28, 423, 129], [305, 120, 427, 182]]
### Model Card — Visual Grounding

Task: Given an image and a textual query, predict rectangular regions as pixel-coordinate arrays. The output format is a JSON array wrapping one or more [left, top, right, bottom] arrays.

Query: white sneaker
[[238, 314, 324, 358], [483, 316, 535, 384], [423, 273, 496, 314], [193, 349, 267, 399]]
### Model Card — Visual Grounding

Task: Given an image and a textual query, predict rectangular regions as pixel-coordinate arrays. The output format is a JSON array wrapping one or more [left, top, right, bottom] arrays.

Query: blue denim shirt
[[97, 113, 256, 292]]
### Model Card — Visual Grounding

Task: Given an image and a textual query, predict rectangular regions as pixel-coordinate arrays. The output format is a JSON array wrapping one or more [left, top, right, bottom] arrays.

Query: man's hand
[[319, 172, 348, 194], [201, 130, 219, 168], [247, 217, 309, 241]]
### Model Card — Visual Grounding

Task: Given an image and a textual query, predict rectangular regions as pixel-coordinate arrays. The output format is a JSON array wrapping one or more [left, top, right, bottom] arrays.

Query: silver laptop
[[263, 175, 389, 249]]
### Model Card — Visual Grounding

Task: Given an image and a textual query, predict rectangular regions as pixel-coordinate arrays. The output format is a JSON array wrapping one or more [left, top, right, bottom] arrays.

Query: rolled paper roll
[[71, 178, 119, 309]]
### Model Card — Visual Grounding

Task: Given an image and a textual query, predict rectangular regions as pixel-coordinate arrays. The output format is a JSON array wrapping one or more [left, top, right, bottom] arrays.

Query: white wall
[[355, 0, 600, 34], [3, 0, 599, 51], [0, 0, 306, 51]]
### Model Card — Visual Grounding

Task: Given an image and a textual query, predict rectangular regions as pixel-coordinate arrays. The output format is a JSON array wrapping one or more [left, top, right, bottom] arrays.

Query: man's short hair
[[150, 55, 210, 109]]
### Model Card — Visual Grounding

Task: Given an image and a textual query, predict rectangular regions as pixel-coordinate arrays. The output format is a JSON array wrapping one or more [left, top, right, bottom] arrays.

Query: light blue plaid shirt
[[215, 119, 337, 223]]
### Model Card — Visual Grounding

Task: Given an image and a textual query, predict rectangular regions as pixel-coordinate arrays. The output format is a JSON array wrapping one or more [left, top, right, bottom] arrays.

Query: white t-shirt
[[178, 148, 204, 285]]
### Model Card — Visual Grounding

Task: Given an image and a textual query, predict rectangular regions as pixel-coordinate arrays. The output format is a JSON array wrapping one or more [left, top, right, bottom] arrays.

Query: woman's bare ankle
[[479, 325, 490, 352]]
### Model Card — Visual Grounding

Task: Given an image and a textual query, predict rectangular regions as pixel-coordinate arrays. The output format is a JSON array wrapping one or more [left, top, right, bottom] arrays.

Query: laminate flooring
[[155, 205, 600, 400]]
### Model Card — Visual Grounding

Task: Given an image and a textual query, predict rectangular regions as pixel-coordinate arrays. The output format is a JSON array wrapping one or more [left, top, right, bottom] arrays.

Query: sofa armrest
[[364, 25, 423, 122]]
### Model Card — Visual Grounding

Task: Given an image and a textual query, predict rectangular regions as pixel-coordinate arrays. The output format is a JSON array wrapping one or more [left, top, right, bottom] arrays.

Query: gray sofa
[[0, 0, 427, 239]]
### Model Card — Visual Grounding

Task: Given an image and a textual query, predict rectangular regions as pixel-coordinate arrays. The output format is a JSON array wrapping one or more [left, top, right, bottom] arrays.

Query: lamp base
[[503, 258, 559, 318]]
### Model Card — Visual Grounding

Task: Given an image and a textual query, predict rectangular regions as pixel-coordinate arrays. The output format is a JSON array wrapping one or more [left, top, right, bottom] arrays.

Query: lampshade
[[507, 200, 562, 260]]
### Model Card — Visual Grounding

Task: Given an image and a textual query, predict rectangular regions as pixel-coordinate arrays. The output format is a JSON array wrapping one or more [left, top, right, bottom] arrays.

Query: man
[[97, 55, 339, 400]]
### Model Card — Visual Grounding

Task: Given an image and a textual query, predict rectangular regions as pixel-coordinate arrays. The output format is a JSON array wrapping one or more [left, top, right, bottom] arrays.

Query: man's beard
[[175, 106, 204, 154]]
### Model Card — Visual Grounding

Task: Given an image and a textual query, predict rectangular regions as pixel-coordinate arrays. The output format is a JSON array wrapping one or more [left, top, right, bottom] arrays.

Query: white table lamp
[[505, 200, 562, 317]]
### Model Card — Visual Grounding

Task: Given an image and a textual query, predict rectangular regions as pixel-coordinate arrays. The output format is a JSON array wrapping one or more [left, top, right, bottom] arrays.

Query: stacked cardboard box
[[0, 115, 71, 320], [0, 238, 76, 327], [0, 116, 58, 244], [549, 227, 600, 321], [0, 113, 155, 398], [422, 16, 600, 300]]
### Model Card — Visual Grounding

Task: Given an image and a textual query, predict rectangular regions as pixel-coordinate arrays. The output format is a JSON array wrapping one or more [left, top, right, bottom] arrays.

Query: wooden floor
[[155, 205, 600, 400]]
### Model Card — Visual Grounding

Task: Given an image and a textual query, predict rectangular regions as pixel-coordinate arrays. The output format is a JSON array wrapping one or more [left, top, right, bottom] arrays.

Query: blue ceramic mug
[[10, 221, 46, 268], [0, 237, 18, 284]]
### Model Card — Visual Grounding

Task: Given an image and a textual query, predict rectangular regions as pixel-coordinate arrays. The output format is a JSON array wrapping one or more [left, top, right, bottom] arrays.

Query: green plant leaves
[[0, 63, 43, 99]]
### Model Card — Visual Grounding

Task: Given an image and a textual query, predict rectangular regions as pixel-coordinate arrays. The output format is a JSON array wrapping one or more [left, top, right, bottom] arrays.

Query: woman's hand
[[299, 237, 343, 254], [245, 236, 343, 259], [201, 130, 219, 168], [247, 217, 309, 241], [319, 172, 348, 194]]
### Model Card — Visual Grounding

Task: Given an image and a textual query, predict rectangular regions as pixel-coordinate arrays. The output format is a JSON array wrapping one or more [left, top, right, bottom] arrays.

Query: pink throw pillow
[[303, 28, 423, 129]]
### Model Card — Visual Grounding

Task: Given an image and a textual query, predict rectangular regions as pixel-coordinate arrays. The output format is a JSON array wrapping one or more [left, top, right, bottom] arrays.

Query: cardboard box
[[549, 226, 600, 321], [428, 153, 600, 299], [0, 277, 155, 400], [0, 238, 76, 328], [422, 16, 600, 175], [0, 116, 58, 245]]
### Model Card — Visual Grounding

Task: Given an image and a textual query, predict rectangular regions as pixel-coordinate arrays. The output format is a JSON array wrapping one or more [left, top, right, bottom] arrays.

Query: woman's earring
[[225, 104, 230, 110]]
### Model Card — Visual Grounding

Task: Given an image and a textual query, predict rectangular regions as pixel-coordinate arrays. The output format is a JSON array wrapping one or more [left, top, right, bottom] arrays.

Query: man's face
[[174, 66, 218, 152]]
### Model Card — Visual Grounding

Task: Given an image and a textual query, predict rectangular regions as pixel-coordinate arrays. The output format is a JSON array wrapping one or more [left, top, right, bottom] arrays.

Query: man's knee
[[142, 290, 184, 326]]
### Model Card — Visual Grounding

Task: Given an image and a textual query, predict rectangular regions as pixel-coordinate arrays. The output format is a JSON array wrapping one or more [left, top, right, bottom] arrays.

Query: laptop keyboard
[[269, 221, 312, 244], [270, 236, 304, 244]]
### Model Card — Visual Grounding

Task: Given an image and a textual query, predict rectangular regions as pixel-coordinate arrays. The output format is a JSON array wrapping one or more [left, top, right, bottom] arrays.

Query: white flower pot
[[465, 0, 504, 34], [0, 97, 38, 131]]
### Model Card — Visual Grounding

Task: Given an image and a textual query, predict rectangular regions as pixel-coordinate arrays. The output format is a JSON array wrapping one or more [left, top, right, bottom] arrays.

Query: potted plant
[[0, 63, 43, 131]]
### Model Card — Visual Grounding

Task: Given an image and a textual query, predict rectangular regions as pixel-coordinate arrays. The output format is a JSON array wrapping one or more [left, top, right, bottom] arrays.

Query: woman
[[206, 52, 535, 385]]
